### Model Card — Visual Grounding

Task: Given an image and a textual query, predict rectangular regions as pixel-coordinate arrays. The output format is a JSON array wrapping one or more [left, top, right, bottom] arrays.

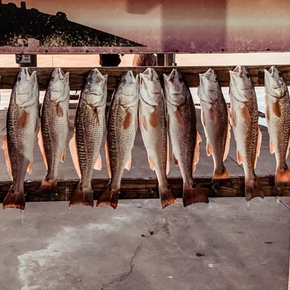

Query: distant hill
[[0, 1, 144, 47]]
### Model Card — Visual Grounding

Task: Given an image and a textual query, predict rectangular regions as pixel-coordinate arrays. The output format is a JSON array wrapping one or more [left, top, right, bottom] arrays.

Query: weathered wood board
[[0, 176, 289, 203]]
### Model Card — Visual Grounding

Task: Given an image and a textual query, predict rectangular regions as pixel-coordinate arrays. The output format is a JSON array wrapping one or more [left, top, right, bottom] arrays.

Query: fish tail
[[3, 186, 25, 210], [38, 177, 58, 195], [159, 185, 177, 209], [183, 184, 209, 207], [212, 167, 232, 188], [245, 179, 264, 201], [69, 182, 94, 208], [213, 167, 230, 180], [275, 167, 290, 186], [96, 184, 119, 209]]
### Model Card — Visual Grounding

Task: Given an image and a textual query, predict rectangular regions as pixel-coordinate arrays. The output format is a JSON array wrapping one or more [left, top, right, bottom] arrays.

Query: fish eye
[[17, 76, 21, 82], [88, 77, 93, 83], [246, 73, 250, 78], [214, 77, 218, 82], [279, 72, 283, 78]]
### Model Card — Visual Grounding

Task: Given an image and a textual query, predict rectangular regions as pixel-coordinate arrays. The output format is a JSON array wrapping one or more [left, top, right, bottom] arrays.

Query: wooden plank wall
[[1, 65, 290, 90]]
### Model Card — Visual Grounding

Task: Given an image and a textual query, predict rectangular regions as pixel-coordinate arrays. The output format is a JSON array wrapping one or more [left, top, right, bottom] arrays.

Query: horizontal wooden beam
[[0, 176, 288, 203], [1, 65, 290, 90]]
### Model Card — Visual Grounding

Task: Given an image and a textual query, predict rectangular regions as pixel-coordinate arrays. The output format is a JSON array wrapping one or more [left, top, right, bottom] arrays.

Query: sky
[[2, 0, 290, 52]]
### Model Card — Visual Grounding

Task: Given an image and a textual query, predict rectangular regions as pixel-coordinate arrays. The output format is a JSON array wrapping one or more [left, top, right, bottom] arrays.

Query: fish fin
[[96, 184, 119, 209], [166, 137, 170, 175], [69, 182, 94, 208], [183, 184, 209, 207], [206, 143, 212, 156], [123, 111, 132, 129], [37, 130, 48, 169], [69, 134, 81, 179], [172, 153, 178, 167], [159, 185, 177, 209], [287, 136, 290, 159], [237, 151, 243, 165], [148, 156, 155, 171], [3, 186, 25, 210], [223, 122, 231, 161], [142, 115, 148, 131], [245, 178, 264, 201], [105, 140, 111, 178], [209, 106, 217, 122], [275, 167, 290, 186], [27, 161, 33, 174], [272, 101, 281, 118], [18, 110, 29, 129], [174, 107, 183, 126], [254, 128, 262, 168], [230, 109, 236, 127], [135, 115, 138, 132], [38, 177, 58, 195], [56, 103, 64, 117], [193, 131, 202, 172], [269, 141, 275, 154], [265, 104, 270, 121], [94, 155, 102, 171], [2, 135, 13, 180], [201, 110, 205, 127], [149, 110, 158, 128], [213, 167, 230, 180], [60, 149, 66, 163], [124, 156, 132, 171], [241, 105, 251, 123]]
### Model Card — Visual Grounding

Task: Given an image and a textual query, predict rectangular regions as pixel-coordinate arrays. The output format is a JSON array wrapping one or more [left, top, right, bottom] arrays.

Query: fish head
[[15, 68, 38, 107], [48, 68, 70, 102], [229, 65, 254, 103], [118, 71, 138, 107], [264, 66, 287, 98], [163, 69, 187, 106], [198, 68, 220, 103], [139, 68, 161, 106], [83, 68, 107, 106]]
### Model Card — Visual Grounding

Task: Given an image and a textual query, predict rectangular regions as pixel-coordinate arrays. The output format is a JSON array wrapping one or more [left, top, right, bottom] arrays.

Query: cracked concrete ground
[[0, 198, 289, 290]]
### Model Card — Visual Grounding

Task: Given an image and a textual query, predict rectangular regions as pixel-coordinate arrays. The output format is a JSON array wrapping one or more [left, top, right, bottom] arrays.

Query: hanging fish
[[164, 68, 208, 207], [198, 68, 231, 186], [264, 66, 290, 186], [229, 65, 264, 201], [3, 68, 39, 209], [97, 71, 139, 209], [38, 68, 70, 194], [69, 68, 107, 207], [139, 67, 177, 208]]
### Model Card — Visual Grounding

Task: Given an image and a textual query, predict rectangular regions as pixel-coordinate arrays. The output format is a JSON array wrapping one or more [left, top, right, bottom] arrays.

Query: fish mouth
[[52, 68, 68, 81], [232, 65, 243, 77]]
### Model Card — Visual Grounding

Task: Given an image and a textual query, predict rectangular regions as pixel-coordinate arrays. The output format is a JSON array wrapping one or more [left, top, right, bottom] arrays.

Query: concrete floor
[[0, 95, 289, 290], [0, 198, 289, 290]]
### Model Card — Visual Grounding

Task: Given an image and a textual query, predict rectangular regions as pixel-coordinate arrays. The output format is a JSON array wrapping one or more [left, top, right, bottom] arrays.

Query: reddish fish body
[[3, 68, 39, 210], [164, 69, 208, 207], [229, 65, 264, 201], [264, 66, 290, 185]]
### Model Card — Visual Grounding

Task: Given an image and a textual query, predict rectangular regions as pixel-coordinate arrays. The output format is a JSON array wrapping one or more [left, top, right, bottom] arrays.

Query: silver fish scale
[[245, 98, 259, 170], [268, 92, 290, 168], [41, 94, 69, 180], [107, 95, 138, 188], [139, 97, 167, 184], [169, 95, 197, 183], [75, 98, 106, 188], [7, 96, 38, 189]]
